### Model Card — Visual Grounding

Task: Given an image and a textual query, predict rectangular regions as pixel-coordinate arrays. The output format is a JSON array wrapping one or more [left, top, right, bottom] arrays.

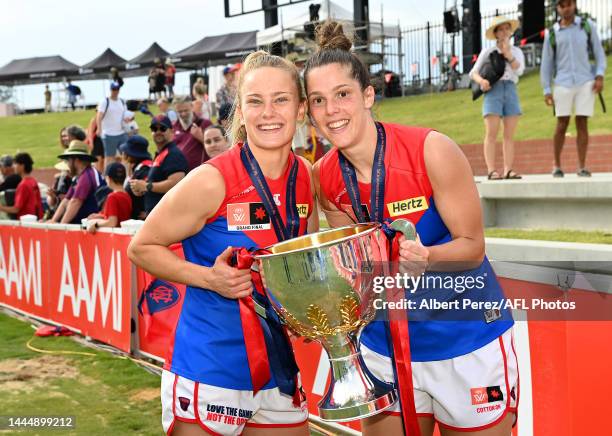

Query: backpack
[[73, 85, 82, 96], [548, 15, 594, 65], [101, 97, 126, 120]]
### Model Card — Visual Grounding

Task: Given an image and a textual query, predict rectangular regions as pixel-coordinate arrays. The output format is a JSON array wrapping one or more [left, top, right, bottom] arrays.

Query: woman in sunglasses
[[129, 50, 318, 435], [307, 21, 518, 436], [128, 114, 188, 216]]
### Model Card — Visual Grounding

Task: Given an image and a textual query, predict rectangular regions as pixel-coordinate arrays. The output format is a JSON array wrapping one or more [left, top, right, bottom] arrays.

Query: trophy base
[[318, 389, 397, 422]]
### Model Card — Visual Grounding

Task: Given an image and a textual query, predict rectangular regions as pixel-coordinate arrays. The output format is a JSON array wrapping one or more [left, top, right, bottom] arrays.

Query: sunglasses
[[150, 125, 169, 133]]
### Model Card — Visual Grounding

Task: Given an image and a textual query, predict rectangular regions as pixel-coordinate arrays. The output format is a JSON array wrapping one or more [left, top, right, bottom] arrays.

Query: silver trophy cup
[[255, 220, 415, 422]]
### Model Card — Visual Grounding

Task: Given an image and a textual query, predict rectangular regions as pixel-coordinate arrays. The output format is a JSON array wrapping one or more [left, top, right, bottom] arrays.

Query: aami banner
[[0, 225, 132, 352]]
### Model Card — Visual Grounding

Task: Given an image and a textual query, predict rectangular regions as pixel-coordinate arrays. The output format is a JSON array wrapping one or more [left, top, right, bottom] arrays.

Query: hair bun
[[316, 21, 353, 52]]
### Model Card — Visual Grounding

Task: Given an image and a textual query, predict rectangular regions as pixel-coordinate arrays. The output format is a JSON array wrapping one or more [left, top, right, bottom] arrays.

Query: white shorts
[[361, 328, 519, 432], [553, 80, 596, 117], [161, 370, 308, 435]]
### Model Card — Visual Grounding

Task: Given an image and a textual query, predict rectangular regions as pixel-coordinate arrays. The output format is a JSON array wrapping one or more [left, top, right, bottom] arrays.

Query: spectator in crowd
[[86, 116, 105, 173], [215, 64, 239, 107], [148, 59, 166, 100], [65, 79, 80, 111], [86, 162, 132, 233], [217, 102, 232, 137], [59, 127, 71, 149], [110, 67, 124, 88], [44, 159, 72, 220], [192, 78, 212, 121], [470, 15, 525, 180], [119, 135, 152, 220], [129, 115, 187, 215], [541, 0, 607, 177], [44, 85, 51, 112], [203, 125, 230, 159], [157, 97, 178, 123], [172, 95, 212, 171], [0, 153, 43, 219], [165, 60, 176, 99], [0, 155, 22, 192], [50, 140, 105, 224], [122, 110, 139, 136], [66, 124, 87, 143], [96, 82, 128, 168]]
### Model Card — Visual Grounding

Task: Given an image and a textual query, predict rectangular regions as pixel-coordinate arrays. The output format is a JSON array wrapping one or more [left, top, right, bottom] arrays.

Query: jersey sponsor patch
[[296, 203, 309, 218], [471, 385, 504, 405], [227, 202, 271, 231], [387, 196, 428, 217]]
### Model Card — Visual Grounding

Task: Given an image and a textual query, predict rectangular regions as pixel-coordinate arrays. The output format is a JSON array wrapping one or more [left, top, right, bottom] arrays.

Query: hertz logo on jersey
[[296, 204, 309, 218], [387, 196, 429, 217]]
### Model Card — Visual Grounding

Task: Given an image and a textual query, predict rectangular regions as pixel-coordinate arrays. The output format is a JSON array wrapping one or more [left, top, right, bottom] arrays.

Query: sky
[[0, 0, 516, 109]]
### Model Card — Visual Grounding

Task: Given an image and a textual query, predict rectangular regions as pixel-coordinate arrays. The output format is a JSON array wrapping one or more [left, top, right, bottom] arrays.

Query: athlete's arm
[[401, 131, 484, 270], [312, 160, 354, 228], [150, 171, 186, 194], [128, 164, 253, 299], [297, 156, 320, 233]]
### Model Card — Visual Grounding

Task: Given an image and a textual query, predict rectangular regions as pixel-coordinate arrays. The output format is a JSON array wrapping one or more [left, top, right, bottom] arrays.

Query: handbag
[[472, 50, 507, 101]]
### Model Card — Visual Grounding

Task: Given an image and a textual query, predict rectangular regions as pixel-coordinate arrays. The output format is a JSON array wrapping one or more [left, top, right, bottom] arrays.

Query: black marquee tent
[[170, 31, 257, 68], [0, 30, 257, 87], [0, 55, 79, 86], [126, 42, 170, 70], [79, 48, 127, 78]]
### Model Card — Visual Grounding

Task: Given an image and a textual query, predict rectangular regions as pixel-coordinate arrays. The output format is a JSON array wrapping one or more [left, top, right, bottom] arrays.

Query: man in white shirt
[[96, 82, 127, 168]]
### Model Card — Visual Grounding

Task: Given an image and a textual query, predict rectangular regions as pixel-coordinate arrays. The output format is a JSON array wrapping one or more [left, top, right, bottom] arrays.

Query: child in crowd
[[87, 162, 132, 232]]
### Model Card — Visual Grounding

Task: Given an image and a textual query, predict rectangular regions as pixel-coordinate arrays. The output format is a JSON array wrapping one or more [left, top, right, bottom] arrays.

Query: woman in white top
[[470, 16, 525, 180]]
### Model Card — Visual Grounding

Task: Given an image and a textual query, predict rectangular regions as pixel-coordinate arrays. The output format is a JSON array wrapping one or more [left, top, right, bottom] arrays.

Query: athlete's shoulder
[[381, 122, 433, 142], [316, 146, 340, 174]]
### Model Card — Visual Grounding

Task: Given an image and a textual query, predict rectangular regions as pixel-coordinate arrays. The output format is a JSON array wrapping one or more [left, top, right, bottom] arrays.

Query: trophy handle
[[389, 218, 417, 241]]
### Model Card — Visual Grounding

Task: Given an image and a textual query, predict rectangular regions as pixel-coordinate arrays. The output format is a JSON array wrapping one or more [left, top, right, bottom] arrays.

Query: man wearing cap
[[541, 0, 607, 177], [215, 64, 239, 107], [0, 153, 43, 220], [129, 115, 188, 215], [50, 140, 106, 224], [0, 155, 22, 193], [96, 82, 128, 169], [86, 162, 132, 233], [119, 135, 152, 219], [172, 95, 212, 172]]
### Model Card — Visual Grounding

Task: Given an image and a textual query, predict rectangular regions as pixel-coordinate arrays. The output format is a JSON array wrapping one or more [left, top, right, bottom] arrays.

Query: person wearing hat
[[119, 135, 152, 219], [164, 59, 176, 99], [49, 140, 106, 224], [541, 0, 607, 178], [96, 81, 128, 169], [44, 159, 73, 220], [86, 162, 132, 233], [215, 64, 238, 107], [0, 155, 22, 193], [0, 153, 43, 220], [128, 115, 187, 215], [470, 15, 525, 180]]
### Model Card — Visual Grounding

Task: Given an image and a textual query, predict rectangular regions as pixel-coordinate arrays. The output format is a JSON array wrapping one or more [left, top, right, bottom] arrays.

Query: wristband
[[146, 180, 153, 193], [507, 56, 515, 63]]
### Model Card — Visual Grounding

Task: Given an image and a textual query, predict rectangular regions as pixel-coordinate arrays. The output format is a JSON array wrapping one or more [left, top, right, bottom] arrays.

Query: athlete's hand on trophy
[[208, 246, 253, 299], [397, 234, 429, 276], [480, 79, 491, 92]]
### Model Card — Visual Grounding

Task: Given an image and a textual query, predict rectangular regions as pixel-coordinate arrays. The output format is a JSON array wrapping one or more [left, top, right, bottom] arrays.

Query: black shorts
[[92, 136, 105, 157]]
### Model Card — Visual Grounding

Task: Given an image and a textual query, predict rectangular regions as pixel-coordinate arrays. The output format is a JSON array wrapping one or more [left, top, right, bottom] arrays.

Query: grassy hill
[[0, 55, 610, 168]]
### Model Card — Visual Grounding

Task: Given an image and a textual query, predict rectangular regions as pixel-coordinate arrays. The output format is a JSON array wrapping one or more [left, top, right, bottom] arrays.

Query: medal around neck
[[255, 218, 416, 421]]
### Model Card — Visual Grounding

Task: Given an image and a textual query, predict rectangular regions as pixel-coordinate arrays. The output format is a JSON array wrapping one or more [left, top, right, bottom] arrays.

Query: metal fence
[[374, 0, 611, 95]]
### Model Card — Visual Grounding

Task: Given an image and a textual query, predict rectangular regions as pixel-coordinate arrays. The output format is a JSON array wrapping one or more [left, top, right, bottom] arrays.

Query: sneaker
[[552, 168, 564, 178], [577, 168, 592, 177]]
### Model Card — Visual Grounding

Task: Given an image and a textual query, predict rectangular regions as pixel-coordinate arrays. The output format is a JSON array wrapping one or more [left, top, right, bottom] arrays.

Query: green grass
[[485, 228, 612, 244], [1, 55, 610, 169], [0, 312, 163, 435], [375, 55, 612, 145]]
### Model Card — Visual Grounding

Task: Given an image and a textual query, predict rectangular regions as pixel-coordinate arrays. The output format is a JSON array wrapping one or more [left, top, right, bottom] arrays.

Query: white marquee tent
[[256, 0, 399, 47]]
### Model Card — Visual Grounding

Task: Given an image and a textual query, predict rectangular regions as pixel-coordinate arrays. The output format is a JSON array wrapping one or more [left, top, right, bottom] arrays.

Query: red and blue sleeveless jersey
[[318, 122, 513, 361], [165, 144, 313, 389]]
